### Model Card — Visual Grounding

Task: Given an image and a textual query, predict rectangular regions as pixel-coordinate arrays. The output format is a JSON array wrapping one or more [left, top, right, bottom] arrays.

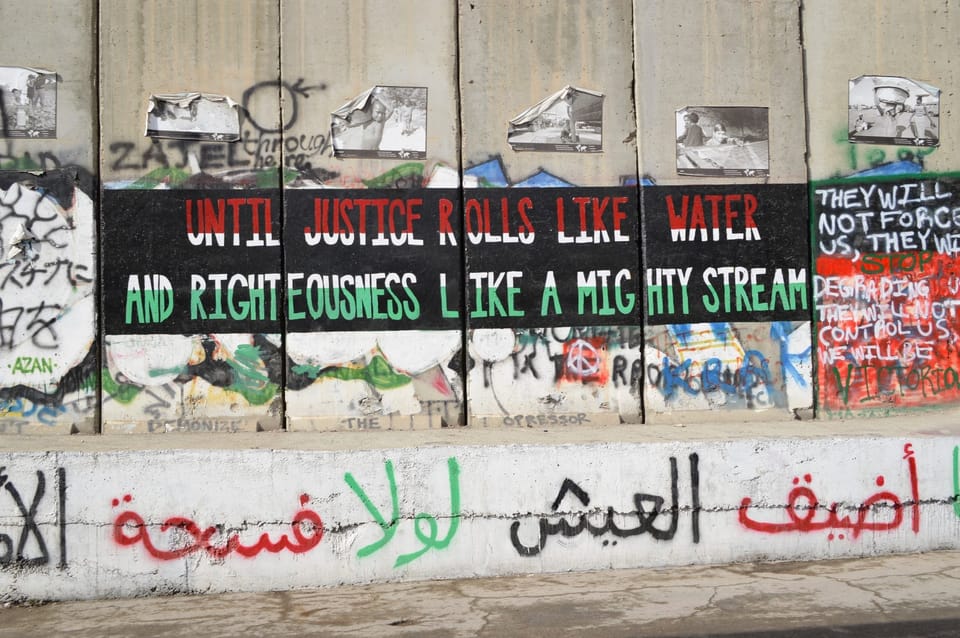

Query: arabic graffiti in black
[[510, 454, 700, 556], [0, 466, 66, 568]]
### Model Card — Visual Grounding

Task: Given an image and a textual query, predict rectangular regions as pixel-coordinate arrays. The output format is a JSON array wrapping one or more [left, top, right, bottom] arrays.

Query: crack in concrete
[[453, 580, 490, 636], [700, 585, 720, 613], [822, 573, 893, 615], [62, 495, 960, 532]]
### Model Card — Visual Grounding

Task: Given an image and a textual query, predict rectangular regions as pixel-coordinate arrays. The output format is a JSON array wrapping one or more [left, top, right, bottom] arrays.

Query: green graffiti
[[254, 168, 286, 189], [149, 366, 186, 378], [226, 380, 277, 405], [0, 153, 42, 170], [100, 369, 143, 404], [344, 457, 461, 568], [953, 446, 960, 519], [79, 372, 97, 393], [345, 460, 400, 559], [290, 364, 319, 379], [280, 167, 299, 186], [128, 167, 192, 189], [224, 344, 277, 405], [832, 125, 938, 175], [137, 345, 277, 406], [228, 344, 270, 382], [124, 166, 285, 189], [830, 365, 855, 406], [292, 354, 410, 389], [361, 163, 423, 189], [361, 355, 410, 388], [8, 356, 54, 374]]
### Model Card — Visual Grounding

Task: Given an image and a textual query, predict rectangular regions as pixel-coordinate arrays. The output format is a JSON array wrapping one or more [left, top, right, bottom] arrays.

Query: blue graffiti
[[770, 322, 810, 388], [739, 349, 771, 390], [0, 398, 67, 426], [701, 357, 736, 394], [464, 154, 579, 188], [660, 357, 699, 398], [847, 159, 923, 178], [654, 350, 772, 406]]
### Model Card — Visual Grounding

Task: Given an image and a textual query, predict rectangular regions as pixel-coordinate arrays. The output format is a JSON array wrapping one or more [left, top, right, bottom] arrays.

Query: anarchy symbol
[[565, 339, 601, 379]]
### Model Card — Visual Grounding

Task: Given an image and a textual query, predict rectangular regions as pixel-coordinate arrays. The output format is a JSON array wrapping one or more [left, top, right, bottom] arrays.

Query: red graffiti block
[[816, 252, 960, 411], [561, 337, 609, 384]]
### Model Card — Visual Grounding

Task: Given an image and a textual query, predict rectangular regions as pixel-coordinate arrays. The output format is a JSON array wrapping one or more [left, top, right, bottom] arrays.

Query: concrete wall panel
[[805, 1, 960, 418], [460, 0, 637, 186], [0, 0, 96, 172], [281, 0, 460, 185], [635, 0, 806, 186], [281, 0, 464, 431], [804, 0, 960, 180], [637, 0, 813, 423], [0, 1, 98, 434], [100, 0, 282, 185], [460, 0, 643, 426], [98, 0, 283, 433]]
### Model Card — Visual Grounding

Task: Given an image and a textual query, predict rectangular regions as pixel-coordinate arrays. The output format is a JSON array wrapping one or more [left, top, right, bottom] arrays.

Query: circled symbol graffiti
[[565, 339, 601, 379], [241, 78, 326, 134]]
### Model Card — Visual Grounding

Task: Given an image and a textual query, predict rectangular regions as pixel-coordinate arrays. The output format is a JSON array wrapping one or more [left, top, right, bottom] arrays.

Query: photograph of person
[[0, 66, 56, 138], [676, 106, 769, 176], [848, 75, 940, 146], [331, 86, 428, 159]]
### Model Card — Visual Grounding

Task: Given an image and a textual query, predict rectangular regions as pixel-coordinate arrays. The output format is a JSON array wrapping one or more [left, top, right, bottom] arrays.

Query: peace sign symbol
[[565, 339, 601, 379]]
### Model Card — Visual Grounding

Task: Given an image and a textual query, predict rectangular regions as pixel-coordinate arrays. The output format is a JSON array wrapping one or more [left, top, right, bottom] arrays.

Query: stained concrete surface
[[3, 550, 960, 637], [7, 407, 960, 451]]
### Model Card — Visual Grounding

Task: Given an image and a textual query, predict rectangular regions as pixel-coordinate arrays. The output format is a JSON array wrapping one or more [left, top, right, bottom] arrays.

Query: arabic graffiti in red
[[739, 442, 920, 539], [112, 493, 324, 560]]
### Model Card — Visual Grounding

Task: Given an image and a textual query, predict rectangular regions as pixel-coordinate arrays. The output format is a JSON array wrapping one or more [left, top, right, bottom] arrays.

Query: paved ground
[[3, 550, 960, 637]]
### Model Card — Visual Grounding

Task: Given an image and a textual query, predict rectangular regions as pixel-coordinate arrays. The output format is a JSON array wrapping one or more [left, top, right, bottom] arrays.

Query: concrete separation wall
[[3, 0, 960, 603], [1, 422, 959, 601], [2, 1, 959, 432]]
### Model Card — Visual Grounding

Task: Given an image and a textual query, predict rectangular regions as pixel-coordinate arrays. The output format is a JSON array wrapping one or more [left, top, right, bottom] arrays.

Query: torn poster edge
[[507, 85, 604, 153], [145, 92, 240, 142]]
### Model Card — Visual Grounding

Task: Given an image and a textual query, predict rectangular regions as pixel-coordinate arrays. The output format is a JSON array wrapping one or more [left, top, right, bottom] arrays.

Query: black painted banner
[[284, 188, 461, 331], [102, 189, 284, 334], [103, 188, 464, 334], [642, 183, 810, 324], [465, 187, 640, 328], [102, 184, 805, 334]]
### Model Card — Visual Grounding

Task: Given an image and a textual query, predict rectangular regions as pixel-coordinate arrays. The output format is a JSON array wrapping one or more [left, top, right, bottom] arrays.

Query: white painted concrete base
[[2, 416, 959, 601]]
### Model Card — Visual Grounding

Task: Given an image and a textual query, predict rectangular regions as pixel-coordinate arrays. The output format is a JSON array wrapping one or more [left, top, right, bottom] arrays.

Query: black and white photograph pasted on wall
[[507, 86, 603, 152], [676, 106, 769, 177], [145, 92, 240, 142], [0, 66, 56, 138], [848, 75, 940, 147], [331, 86, 427, 159]]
